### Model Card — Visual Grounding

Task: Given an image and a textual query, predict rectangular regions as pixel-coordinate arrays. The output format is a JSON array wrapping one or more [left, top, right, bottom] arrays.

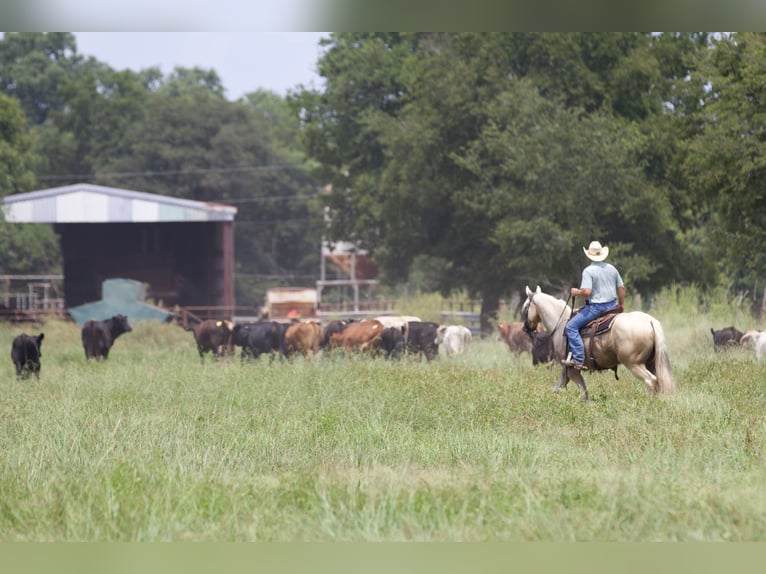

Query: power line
[[36, 164, 309, 182]]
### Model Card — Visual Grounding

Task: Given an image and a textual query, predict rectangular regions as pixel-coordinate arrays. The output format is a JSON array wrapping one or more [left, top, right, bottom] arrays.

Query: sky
[[74, 32, 328, 101]]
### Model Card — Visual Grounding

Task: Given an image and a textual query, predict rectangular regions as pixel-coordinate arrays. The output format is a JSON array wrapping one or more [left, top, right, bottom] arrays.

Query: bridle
[[522, 291, 572, 336]]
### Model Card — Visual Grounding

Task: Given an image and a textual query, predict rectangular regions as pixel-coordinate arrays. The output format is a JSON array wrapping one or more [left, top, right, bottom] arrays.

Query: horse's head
[[521, 286, 542, 333]]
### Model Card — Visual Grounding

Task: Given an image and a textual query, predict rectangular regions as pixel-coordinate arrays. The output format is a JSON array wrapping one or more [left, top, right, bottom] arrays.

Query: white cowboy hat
[[583, 240, 609, 262]]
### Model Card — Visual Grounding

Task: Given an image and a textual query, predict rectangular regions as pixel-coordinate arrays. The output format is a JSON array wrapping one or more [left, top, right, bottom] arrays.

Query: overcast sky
[[74, 32, 328, 100]]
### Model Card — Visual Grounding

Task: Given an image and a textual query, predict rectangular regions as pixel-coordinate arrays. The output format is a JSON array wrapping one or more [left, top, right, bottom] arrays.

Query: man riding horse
[[562, 240, 625, 371]]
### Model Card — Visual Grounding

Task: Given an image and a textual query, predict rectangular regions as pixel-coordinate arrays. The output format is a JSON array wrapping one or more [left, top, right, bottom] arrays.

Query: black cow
[[406, 321, 440, 361], [380, 326, 405, 360], [711, 326, 744, 350], [81, 314, 132, 361], [320, 319, 355, 350], [232, 321, 286, 362], [531, 330, 555, 366], [11, 333, 44, 380]]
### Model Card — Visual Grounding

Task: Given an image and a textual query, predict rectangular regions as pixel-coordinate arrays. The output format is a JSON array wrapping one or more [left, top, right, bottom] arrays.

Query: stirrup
[[561, 353, 588, 371]]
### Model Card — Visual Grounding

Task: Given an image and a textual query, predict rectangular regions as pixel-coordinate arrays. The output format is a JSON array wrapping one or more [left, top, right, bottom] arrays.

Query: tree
[[0, 92, 60, 273], [683, 33, 766, 296], [296, 33, 704, 330], [0, 33, 81, 125], [97, 79, 321, 306]]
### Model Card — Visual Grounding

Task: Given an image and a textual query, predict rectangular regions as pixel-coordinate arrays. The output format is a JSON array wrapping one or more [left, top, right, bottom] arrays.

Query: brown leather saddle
[[571, 306, 622, 375]]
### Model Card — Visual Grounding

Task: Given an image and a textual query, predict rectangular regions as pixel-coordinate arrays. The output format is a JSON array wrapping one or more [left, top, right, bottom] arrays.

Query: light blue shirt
[[580, 262, 624, 304]]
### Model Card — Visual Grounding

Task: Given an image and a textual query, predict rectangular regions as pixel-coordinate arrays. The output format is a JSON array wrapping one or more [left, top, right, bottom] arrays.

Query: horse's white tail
[[651, 319, 676, 394]]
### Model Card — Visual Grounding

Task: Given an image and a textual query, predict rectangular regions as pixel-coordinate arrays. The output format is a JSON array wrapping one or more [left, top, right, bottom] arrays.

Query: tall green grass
[[1, 287, 765, 541]]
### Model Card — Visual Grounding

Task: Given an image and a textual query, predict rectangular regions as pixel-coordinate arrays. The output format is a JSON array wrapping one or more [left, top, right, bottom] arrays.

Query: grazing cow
[[11, 333, 44, 381], [329, 319, 384, 353], [320, 319, 355, 350], [81, 314, 132, 361], [406, 321, 440, 361], [531, 330, 555, 366], [711, 326, 744, 350], [435, 325, 472, 357], [189, 319, 234, 364], [284, 321, 322, 359], [741, 330, 766, 359], [231, 321, 286, 362], [380, 326, 406, 360], [497, 321, 533, 356]]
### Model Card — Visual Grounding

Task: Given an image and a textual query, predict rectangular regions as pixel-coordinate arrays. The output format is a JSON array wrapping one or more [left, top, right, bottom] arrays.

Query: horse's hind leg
[[624, 363, 659, 394]]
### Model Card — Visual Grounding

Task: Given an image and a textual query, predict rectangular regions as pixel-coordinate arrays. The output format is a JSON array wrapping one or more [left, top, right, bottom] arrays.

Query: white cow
[[435, 324, 473, 357], [741, 329, 766, 359]]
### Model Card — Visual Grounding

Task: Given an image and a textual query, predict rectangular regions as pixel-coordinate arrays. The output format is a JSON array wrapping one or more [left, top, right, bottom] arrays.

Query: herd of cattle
[[9, 316, 764, 381], [188, 315, 556, 366], [8, 313, 551, 381]]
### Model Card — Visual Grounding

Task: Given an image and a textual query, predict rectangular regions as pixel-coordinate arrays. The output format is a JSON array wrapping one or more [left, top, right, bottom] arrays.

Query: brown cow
[[284, 321, 322, 359], [497, 321, 534, 356], [329, 319, 384, 353], [189, 319, 234, 364]]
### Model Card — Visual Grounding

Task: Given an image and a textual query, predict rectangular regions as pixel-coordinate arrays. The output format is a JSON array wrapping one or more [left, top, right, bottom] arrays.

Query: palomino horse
[[521, 286, 675, 401]]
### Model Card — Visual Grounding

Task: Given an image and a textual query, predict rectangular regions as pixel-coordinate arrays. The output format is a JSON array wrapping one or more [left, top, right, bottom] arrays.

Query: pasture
[[1, 287, 765, 541]]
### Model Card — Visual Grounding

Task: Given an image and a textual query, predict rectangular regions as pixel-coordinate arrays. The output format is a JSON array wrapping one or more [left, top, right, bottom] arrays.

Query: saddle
[[571, 306, 623, 375]]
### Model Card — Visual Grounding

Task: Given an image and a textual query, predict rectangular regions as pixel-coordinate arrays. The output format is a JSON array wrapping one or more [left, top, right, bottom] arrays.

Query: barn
[[2, 183, 237, 313]]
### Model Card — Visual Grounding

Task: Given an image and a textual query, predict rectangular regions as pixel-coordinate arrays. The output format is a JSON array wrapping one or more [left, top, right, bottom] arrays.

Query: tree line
[[2, 33, 765, 325]]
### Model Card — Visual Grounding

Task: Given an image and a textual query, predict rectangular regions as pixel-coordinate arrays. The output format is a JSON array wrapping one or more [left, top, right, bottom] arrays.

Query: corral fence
[[440, 299, 483, 336], [0, 275, 68, 322]]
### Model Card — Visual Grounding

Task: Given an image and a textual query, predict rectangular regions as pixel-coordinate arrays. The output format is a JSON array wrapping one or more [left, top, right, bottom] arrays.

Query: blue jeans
[[565, 301, 617, 364]]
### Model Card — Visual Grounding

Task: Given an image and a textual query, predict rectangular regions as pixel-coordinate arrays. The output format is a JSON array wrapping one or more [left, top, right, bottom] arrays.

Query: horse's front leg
[[569, 370, 590, 401], [556, 367, 590, 401]]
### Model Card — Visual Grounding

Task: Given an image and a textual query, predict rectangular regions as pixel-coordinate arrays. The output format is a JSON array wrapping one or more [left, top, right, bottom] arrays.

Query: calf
[[380, 326, 405, 360], [531, 330, 555, 366], [406, 321, 440, 361], [284, 321, 322, 359], [497, 321, 533, 356], [11, 333, 44, 381], [435, 324, 472, 357], [189, 319, 234, 364], [711, 326, 744, 350], [329, 319, 384, 353], [741, 330, 766, 359], [81, 314, 132, 361], [232, 321, 286, 362]]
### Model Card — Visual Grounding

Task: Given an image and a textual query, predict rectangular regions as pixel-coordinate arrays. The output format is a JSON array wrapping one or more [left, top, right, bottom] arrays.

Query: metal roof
[[2, 183, 237, 223]]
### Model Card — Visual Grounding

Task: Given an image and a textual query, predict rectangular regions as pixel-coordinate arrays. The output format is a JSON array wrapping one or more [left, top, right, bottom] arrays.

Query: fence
[[0, 275, 68, 322], [440, 299, 483, 336]]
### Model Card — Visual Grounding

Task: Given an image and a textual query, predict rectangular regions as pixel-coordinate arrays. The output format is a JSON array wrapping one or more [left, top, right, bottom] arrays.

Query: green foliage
[[0, 33, 80, 125], [298, 33, 709, 308], [0, 92, 36, 196], [0, 223, 61, 273], [683, 33, 766, 293]]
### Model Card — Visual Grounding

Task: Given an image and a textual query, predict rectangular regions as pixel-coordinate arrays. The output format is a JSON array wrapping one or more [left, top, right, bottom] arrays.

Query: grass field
[[1, 287, 765, 541]]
